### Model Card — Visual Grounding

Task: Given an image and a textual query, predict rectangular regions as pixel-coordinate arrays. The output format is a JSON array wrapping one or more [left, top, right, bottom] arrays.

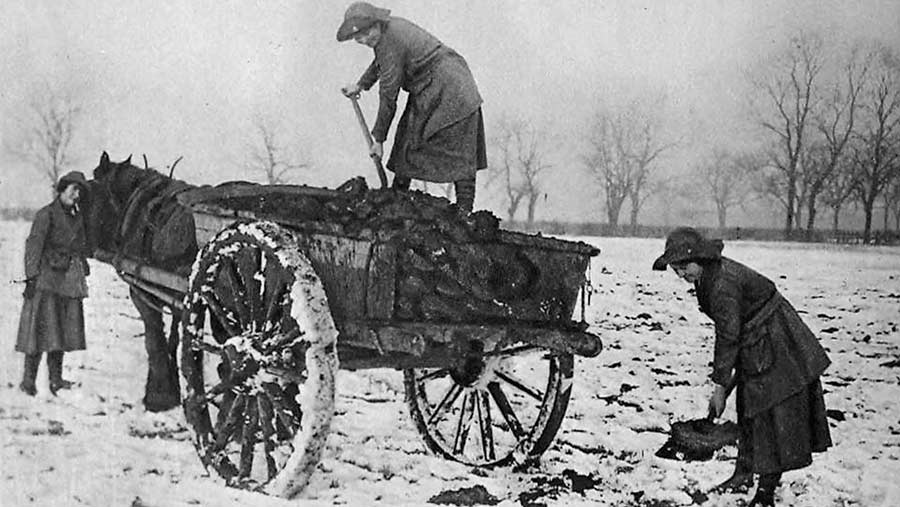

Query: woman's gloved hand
[[341, 83, 362, 98]]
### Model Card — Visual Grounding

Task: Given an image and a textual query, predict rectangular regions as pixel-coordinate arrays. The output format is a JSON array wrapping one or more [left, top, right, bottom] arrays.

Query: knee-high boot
[[47, 351, 74, 394], [20, 353, 40, 396], [749, 472, 781, 507], [454, 178, 476, 214]]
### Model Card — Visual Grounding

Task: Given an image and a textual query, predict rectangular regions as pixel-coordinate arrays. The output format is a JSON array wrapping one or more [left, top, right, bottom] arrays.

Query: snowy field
[[1, 218, 899, 507]]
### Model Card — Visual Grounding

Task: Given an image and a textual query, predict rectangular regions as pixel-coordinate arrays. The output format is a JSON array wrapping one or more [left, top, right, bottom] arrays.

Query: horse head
[[85, 151, 145, 254], [85, 151, 198, 271]]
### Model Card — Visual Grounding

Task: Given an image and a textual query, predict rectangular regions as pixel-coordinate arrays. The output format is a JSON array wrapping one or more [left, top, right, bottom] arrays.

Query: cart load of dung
[[181, 177, 598, 328]]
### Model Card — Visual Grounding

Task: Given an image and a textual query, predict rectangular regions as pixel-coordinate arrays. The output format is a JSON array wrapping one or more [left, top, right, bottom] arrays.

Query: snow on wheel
[[179, 220, 338, 498], [404, 344, 573, 467]]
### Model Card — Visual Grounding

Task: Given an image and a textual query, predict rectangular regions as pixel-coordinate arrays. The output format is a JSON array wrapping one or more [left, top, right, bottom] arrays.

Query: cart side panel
[[394, 240, 590, 324], [366, 242, 397, 319], [292, 234, 371, 323], [192, 210, 386, 324]]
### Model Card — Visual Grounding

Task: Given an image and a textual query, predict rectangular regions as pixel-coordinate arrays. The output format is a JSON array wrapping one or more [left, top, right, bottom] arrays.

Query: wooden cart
[[102, 182, 601, 498]]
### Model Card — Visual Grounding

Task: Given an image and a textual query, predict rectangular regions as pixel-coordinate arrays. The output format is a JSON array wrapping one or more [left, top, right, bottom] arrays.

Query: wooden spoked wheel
[[404, 344, 573, 467], [179, 221, 338, 498]]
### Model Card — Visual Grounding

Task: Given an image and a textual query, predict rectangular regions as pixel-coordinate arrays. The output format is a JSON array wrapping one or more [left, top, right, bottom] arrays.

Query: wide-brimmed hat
[[652, 227, 724, 271], [57, 171, 88, 193], [336, 2, 391, 42]]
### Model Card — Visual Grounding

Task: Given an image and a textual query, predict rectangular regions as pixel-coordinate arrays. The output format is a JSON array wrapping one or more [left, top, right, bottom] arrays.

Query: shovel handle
[[349, 95, 388, 188]]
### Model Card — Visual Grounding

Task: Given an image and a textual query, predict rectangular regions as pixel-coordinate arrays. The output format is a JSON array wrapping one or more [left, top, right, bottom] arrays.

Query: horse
[[84, 151, 199, 412]]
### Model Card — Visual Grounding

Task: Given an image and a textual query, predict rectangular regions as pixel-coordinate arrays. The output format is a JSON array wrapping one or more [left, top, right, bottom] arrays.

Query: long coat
[[15, 199, 90, 354], [696, 257, 830, 417], [696, 257, 832, 473], [357, 16, 486, 183]]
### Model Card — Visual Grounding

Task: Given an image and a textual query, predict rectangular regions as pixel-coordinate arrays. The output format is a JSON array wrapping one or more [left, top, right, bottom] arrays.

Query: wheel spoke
[[218, 256, 252, 329], [201, 292, 241, 337], [257, 394, 279, 480], [487, 381, 526, 439], [235, 245, 264, 329], [452, 393, 476, 455], [237, 397, 259, 479], [263, 383, 300, 439], [281, 383, 304, 427], [427, 382, 463, 426], [495, 370, 543, 402], [476, 391, 495, 461], [215, 392, 236, 436], [214, 394, 246, 451], [262, 275, 288, 332]]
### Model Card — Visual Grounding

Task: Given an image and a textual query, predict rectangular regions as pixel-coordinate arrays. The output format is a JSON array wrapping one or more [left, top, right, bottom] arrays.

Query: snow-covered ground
[[1, 219, 898, 507]]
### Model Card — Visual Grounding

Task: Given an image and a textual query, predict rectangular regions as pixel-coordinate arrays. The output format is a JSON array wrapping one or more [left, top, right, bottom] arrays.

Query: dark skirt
[[737, 379, 832, 474], [387, 106, 487, 183], [15, 290, 86, 354]]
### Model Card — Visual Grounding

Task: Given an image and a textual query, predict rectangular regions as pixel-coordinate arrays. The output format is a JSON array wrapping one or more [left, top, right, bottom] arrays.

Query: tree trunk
[[863, 199, 875, 244], [805, 193, 818, 241], [629, 204, 639, 235], [784, 176, 797, 239], [607, 198, 624, 229], [832, 205, 841, 232], [717, 204, 727, 229], [506, 199, 521, 223], [526, 195, 538, 229]]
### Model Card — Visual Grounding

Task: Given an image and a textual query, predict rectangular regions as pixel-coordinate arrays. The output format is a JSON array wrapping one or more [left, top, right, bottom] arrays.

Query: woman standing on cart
[[16, 171, 92, 396], [338, 2, 486, 214], [653, 227, 832, 507]]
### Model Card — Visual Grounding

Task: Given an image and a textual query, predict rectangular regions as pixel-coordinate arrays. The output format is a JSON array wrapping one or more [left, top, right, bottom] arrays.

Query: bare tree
[[4, 83, 82, 196], [748, 32, 825, 237], [851, 46, 900, 243], [699, 149, 759, 229], [583, 109, 631, 229], [800, 46, 871, 238], [488, 116, 550, 226], [244, 114, 310, 184], [819, 157, 859, 231], [624, 100, 675, 231]]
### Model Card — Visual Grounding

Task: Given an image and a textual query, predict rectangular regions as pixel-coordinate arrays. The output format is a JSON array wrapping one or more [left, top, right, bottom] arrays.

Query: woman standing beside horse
[[16, 171, 92, 396]]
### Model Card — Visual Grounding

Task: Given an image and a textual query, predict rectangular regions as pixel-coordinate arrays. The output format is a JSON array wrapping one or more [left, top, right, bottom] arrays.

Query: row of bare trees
[[749, 34, 900, 241], [4, 84, 311, 198]]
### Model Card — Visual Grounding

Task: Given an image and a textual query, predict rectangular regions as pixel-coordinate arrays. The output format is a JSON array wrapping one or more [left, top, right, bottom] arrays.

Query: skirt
[[387, 106, 487, 183], [737, 379, 832, 474], [15, 290, 86, 354]]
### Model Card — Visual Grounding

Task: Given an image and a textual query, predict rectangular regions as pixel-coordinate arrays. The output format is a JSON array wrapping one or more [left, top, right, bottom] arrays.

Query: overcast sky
[[2, 0, 899, 224]]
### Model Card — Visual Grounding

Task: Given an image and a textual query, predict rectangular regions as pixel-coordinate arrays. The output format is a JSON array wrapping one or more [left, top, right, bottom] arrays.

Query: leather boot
[[748, 473, 780, 506], [711, 459, 754, 493], [19, 353, 40, 396], [392, 175, 411, 191], [454, 178, 476, 215], [48, 351, 75, 395]]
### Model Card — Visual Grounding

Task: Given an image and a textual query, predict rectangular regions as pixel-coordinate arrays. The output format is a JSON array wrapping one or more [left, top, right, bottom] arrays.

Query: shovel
[[348, 95, 388, 188]]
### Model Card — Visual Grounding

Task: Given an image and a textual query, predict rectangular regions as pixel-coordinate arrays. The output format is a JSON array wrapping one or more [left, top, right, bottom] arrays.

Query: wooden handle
[[349, 96, 388, 188]]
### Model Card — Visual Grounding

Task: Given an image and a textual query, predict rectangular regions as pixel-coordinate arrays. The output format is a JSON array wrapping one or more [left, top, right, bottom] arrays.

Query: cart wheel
[[404, 344, 573, 467], [179, 221, 338, 498]]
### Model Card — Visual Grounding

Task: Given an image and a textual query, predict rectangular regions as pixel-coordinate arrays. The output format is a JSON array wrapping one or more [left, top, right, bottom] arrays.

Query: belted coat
[[696, 257, 831, 418], [15, 199, 90, 354], [357, 16, 486, 183]]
